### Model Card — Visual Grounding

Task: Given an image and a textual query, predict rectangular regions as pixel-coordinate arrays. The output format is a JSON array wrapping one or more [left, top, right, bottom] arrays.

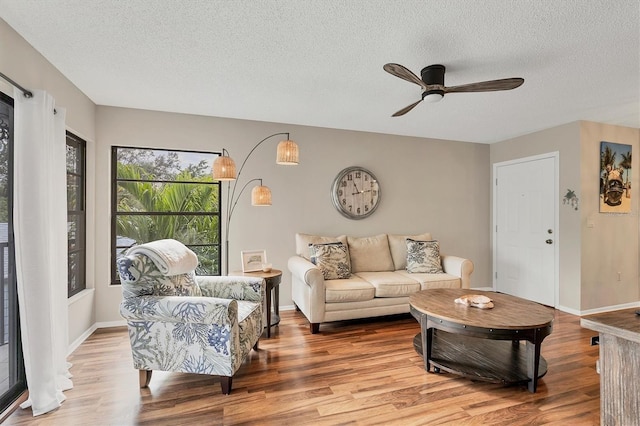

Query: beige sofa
[[289, 233, 474, 333]]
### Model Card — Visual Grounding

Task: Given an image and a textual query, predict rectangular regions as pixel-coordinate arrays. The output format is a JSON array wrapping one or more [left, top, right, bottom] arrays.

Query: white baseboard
[[67, 320, 127, 356], [575, 300, 640, 316], [95, 320, 127, 328], [555, 305, 582, 316], [68, 324, 97, 356]]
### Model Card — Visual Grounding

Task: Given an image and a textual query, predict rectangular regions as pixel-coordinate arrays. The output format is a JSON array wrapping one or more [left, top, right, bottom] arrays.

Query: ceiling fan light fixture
[[423, 92, 444, 103], [384, 62, 524, 117]]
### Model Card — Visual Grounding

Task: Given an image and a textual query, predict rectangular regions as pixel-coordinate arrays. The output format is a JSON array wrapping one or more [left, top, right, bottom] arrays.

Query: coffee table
[[409, 288, 554, 392]]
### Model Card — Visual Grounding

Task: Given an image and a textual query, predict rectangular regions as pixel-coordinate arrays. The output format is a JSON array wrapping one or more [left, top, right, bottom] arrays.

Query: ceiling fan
[[383, 63, 524, 117]]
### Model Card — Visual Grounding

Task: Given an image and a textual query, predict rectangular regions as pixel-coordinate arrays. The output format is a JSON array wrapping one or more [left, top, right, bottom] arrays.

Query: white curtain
[[13, 89, 73, 416]]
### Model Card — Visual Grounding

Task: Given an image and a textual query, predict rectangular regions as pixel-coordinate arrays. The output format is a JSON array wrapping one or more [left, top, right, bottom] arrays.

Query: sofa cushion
[[406, 239, 444, 273], [296, 233, 348, 261], [325, 277, 375, 303], [347, 234, 394, 273], [309, 242, 351, 280], [354, 271, 421, 297], [388, 232, 433, 270], [395, 270, 461, 289]]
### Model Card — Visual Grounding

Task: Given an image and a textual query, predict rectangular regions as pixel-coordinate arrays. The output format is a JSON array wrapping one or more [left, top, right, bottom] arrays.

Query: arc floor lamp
[[212, 132, 299, 275]]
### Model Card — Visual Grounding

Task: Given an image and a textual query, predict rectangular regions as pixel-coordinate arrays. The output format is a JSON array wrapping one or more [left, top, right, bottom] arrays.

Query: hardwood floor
[[4, 309, 600, 425]]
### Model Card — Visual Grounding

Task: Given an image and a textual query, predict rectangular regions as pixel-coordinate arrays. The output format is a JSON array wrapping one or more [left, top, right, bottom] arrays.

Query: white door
[[494, 154, 557, 307]]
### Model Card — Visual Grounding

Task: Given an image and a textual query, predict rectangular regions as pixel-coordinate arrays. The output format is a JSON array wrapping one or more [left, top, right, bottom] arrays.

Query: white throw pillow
[[309, 242, 351, 280], [406, 239, 443, 273]]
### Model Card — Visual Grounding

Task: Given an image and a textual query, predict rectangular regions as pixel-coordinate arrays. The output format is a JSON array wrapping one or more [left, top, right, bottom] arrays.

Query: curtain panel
[[13, 89, 72, 416]]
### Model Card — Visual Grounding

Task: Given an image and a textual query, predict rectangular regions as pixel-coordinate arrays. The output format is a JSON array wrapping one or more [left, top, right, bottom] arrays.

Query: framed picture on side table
[[240, 249, 267, 272]]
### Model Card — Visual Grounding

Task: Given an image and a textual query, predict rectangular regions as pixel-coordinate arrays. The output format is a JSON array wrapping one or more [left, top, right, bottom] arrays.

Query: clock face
[[331, 167, 381, 219]]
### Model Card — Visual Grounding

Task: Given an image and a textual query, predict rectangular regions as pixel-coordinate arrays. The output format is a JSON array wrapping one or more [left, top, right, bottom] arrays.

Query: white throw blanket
[[128, 239, 199, 276]]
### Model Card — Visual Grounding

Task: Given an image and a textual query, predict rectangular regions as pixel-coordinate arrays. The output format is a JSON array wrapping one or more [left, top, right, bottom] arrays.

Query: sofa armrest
[[441, 255, 474, 289], [120, 295, 238, 325], [196, 276, 264, 302], [288, 255, 324, 289], [289, 255, 326, 327]]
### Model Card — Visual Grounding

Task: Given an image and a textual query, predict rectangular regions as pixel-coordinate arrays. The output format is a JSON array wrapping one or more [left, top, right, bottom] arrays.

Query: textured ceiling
[[1, 0, 639, 143]]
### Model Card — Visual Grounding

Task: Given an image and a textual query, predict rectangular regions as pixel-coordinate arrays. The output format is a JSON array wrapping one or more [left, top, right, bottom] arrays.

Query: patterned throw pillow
[[309, 242, 351, 280], [406, 239, 444, 273]]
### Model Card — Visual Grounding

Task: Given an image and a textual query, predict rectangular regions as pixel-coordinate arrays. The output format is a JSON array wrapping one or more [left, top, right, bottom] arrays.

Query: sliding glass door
[[0, 92, 25, 412]]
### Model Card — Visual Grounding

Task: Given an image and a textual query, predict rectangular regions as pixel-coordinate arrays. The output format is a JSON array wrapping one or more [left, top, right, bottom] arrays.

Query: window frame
[[110, 146, 222, 284], [0, 90, 26, 414], [66, 131, 86, 298]]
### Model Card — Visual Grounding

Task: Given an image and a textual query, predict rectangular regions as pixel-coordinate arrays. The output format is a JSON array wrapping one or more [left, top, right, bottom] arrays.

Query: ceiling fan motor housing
[[421, 64, 445, 99]]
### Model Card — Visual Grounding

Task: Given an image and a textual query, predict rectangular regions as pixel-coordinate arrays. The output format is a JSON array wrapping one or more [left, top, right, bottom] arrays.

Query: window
[[0, 91, 26, 413], [66, 132, 86, 297], [111, 147, 221, 283]]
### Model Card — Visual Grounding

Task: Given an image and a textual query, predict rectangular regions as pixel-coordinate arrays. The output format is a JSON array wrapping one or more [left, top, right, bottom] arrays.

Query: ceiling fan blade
[[384, 63, 427, 90], [445, 77, 524, 93], [391, 99, 423, 117]]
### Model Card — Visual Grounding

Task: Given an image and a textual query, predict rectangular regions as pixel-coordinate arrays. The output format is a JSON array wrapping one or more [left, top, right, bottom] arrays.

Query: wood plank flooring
[[4, 309, 601, 425]]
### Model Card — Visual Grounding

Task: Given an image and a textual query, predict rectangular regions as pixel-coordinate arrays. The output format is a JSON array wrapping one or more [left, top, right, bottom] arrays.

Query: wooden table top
[[410, 288, 555, 330], [581, 308, 640, 344], [231, 269, 282, 279]]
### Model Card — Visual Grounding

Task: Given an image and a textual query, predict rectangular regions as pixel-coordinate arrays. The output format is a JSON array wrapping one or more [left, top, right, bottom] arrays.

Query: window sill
[[68, 288, 94, 306]]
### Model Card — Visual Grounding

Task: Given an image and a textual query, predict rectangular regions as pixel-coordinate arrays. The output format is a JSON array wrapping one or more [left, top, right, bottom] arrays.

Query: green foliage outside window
[[113, 147, 221, 280]]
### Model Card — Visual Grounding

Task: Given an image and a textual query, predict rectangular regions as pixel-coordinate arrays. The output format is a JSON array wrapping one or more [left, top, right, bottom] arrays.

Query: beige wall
[[95, 106, 492, 322], [491, 121, 640, 312], [4, 14, 637, 346], [580, 122, 640, 311], [0, 18, 97, 345], [490, 122, 582, 310]]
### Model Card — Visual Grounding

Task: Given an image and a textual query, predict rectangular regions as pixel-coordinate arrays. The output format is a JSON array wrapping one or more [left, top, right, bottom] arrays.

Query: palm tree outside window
[[111, 147, 221, 283]]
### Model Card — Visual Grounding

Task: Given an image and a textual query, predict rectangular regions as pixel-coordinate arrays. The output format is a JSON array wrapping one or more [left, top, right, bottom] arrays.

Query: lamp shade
[[212, 154, 237, 180], [251, 185, 272, 206], [276, 139, 299, 165]]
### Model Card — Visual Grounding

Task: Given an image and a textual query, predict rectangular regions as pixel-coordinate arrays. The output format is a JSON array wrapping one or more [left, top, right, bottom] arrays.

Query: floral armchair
[[117, 251, 264, 395]]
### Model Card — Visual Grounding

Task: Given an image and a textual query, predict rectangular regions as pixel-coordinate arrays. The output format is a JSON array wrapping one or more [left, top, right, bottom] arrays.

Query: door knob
[[545, 239, 553, 244]]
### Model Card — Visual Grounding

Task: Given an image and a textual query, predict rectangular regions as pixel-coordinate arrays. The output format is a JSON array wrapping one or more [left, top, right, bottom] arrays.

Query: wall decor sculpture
[[600, 141, 632, 213]]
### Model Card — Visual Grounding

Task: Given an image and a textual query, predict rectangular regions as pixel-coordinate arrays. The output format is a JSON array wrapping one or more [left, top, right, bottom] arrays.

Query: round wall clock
[[331, 166, 381, 219]]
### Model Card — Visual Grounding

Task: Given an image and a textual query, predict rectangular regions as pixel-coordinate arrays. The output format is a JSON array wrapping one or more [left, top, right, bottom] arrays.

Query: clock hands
[[351, 189, 372, 195]]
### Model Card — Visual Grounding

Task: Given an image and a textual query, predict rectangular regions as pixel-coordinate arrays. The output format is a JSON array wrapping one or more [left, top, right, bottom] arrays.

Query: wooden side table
[[231, 269, 282, 338]]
